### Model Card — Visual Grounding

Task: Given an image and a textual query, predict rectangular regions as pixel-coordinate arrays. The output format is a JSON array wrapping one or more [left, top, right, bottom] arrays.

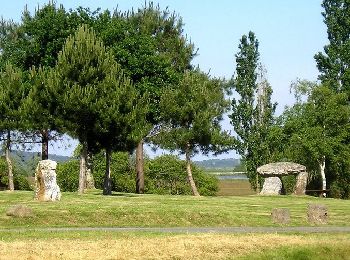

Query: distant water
[[217, 174, 248, 180]]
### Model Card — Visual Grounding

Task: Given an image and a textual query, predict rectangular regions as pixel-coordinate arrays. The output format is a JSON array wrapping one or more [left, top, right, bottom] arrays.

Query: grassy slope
[[1, 190, 350, 228]]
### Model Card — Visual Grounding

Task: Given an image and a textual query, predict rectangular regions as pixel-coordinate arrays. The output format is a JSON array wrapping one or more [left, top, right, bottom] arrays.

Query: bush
[[0, 156, 32, 190], [145, 155, 218, 196], [56, 160, 80, 192], [281, 175, 296, 195], [330, 180, 350, 199], [92, 151, 135, 193], [91, 152, 218, 196]]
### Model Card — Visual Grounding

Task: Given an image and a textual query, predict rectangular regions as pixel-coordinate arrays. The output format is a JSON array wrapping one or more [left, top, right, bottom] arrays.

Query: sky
[[1, 1, 328, 160]]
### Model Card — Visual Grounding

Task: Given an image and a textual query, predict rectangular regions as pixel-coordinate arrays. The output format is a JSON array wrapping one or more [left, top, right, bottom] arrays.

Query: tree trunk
[[78, 141, 88, 194], [320, 156, 327, 197], [135, 139, 144, 194], [5, 131, 14, 191], [84, 151, 95, 190], [103, 148, 112, 195], [185, 144, 200, 196], [41, 129, 49, 160]]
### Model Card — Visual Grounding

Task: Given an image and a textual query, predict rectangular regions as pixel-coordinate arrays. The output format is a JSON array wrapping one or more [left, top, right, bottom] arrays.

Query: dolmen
[[257, 162, 308, 195], [34, 159, 61, 201]]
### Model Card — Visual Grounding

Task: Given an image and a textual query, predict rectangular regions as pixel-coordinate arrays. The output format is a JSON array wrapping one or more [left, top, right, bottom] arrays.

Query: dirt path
[[1, 226, 350, 233]]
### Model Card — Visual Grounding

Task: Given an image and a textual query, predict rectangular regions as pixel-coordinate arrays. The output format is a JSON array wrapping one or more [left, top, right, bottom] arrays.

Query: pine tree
[[0, 63, 27, 191], [55, 25, 147, 195], [97, 4, 195, 193], [155, 69, 232, 196]]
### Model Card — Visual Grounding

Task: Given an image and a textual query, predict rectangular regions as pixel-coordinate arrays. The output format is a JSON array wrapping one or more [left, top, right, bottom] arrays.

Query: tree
[[54, 24, 147, 195], [95, 4, 196, 193], [229, 32, 276, 191], [155, 69, 232, 196], [1, 3, 93, 160], [281, 83, 350, 197], [0, 63, 27, 191], [314, 0, 350, 98]]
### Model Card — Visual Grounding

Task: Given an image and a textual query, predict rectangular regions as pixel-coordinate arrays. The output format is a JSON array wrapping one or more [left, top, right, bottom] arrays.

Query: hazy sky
[[1, 1, 327, 160]]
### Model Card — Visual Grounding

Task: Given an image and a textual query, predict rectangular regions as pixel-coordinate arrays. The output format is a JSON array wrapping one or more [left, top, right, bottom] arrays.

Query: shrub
[[281, 175, 296, 195], [92, 151, 135, 193], [145, 155, 218, 196], [0, 157, 32, 190], [56, 160, 80, 192], [91, 152, 218, 196]]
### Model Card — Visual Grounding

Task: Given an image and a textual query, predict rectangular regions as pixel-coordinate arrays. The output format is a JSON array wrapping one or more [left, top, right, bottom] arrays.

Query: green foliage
[[145, 155, 218, 196], [90, 152, 218, 195], [156, 69, 232, 155], [229, 32, 276, 190], [97, 4, 196, 124], [56, 160, 80, 192], [0, 63, 27, 132], [92, 152, 135, 193], [55, 24, 148, 153], [315, 0, 350, 97], [278, 84, 350, 198], [0, 157, 31, 190], [281, 176, 296, 195]]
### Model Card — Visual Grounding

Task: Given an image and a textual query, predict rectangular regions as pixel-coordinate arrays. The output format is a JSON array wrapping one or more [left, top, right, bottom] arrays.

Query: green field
[[1, 190, 350, 228], [1, 191, 350, 259]]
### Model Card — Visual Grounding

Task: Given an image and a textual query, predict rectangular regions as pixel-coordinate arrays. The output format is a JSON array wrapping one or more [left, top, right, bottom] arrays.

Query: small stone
[[271, 208, 290, 224], [260, 177, 282, 195], [307, 204, 328, 224], [6, 205, 33, 218], [34, 160, 61, 201]]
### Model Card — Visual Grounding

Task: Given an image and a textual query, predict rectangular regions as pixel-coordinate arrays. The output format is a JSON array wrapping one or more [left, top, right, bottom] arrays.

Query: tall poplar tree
[[229, 32, 276, 191], [314, 0, 350, 98]]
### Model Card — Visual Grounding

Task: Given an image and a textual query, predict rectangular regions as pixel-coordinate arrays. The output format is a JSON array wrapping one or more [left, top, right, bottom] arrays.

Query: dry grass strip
[[1, 233, 346, 260]]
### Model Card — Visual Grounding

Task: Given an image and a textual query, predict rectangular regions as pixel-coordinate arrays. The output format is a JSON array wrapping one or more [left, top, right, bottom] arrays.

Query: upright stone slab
[[294, 171, 308, 195], [34, 160, 61, 201], [260, 177, 282, 195]]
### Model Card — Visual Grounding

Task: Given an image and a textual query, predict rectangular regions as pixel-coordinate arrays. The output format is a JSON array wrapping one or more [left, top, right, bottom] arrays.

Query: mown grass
[[0, 232, 349, 259], [0, 190, 350, 229]]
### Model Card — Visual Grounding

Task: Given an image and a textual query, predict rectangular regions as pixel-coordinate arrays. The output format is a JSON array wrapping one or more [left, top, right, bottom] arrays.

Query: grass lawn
[[1, 190, 350, 228], [1, 191, 350, 259]]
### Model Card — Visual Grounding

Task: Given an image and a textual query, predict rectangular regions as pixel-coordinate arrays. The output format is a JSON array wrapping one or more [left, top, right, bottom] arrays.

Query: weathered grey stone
[[307, 204, 328, 224], [34, 160, 61, 201], [271, 208, 290, 224], [258, 162, 308, 196], [6, 204, 33, 218], [260, 177, 282, 195], [294, 171, 308, 195], [257, 162, 306, 177]]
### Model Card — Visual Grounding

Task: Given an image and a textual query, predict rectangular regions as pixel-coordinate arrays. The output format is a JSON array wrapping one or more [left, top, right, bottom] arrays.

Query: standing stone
[[260, 177, 282, 195], [34, 160, 61, 201], [294, 171, 308, 195]]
